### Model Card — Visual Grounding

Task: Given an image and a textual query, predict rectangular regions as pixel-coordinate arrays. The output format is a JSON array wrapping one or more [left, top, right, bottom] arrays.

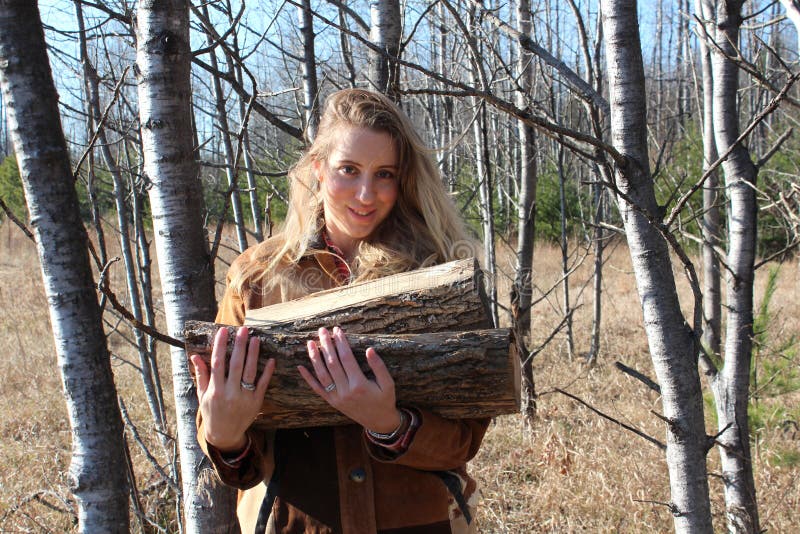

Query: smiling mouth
[[348, 207, 376, 217]]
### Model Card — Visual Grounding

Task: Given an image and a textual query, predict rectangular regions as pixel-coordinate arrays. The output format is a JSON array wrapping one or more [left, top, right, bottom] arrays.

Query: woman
[[191, 89, 488, 533]]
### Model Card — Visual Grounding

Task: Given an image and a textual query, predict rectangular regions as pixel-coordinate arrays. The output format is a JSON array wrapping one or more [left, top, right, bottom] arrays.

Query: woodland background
[[0, 0, 799, 532]]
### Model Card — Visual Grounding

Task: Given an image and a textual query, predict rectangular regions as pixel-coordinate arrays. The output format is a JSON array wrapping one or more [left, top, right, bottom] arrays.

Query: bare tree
[[299, 0, 320, 140], [696, 0, 722, 357], [512, 0, 538, 422], [708, 0, 761, 529], [368, 0, 402, 99], [600, 1, 713, 531], [0, 2, 130, 530], [134, 1, 238, 531]]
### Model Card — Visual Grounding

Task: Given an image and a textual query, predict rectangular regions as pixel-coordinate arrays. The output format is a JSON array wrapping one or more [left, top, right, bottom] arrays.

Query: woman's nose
[[356, 176, 376, 203]]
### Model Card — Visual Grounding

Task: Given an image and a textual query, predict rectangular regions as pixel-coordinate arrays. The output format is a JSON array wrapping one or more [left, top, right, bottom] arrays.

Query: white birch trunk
[[134, 2, 239, 531], [513, 0, 537, 422], [709, 1, 761, 530], [0, 2, 130, 530], [76, 0, 168, 441], [368, 0, 402, 99], [696, 0, 722, 357], [600, 2, 713, 531], [202, 4, 248, 253], [299, 0, 320, 141], [780, 0, 800, 53]]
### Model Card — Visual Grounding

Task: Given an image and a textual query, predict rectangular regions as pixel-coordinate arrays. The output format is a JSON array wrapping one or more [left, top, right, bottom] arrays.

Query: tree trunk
[[368, 0, 402, 100], [134, 1, 238, 531], [709, 1, 761, 530], [338, 5, 357, 89], [299, 0, 320, 141], [512, 0, 537, 422], [226, 15, 263, 243], [557, 135, 575, 360], [696, 0, 722, 357], [76, 0, 168, 441], [0, 2, 130, 530], [600, 2, 713, 531], [185, 323, 520, 428], [202, 4, 248, 253]]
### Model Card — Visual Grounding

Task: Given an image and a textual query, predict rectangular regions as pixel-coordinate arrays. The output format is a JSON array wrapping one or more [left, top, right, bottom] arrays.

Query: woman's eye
[[339, 165, 357, 175], [376, 170, 396, 180]]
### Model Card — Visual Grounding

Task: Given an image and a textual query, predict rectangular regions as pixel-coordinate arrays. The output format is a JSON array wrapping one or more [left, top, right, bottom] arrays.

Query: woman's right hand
[[191, 326, 275, 452]]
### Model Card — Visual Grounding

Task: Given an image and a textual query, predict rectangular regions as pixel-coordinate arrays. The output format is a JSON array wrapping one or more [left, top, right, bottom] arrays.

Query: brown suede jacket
[[198, 235, 489, 534]]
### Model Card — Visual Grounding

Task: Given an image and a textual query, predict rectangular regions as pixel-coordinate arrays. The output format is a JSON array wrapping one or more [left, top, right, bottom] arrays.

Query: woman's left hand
[[298, 326, 402, 434]]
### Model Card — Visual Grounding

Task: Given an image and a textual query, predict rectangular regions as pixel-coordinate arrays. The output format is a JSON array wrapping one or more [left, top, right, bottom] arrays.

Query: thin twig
[[555, 388, 666, 450], [614, 361, 661, 394], [72, 66, 130, 180], [0, 198, 34, 240], [119, 397, 180, 493]]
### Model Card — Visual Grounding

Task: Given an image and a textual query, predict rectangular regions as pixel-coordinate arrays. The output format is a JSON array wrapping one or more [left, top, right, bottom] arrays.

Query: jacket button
[[349, 467, 366, 483]]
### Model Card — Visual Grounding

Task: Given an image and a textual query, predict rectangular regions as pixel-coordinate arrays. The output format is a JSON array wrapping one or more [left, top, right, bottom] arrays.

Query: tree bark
[[244, 258, 492, 333], [600, 2, 713, 531], [76, 0, 168, 442], [367, 0, 402, 100], [696, 0, 722, 357], [134, 1, 238, 531], [185, 323, 520, 428], [201, 3, 248, 253], [299, 0, 320, 141], [709, 1, 761, 530], [512, 0, 538, 422], [0, 2, 130, 530]]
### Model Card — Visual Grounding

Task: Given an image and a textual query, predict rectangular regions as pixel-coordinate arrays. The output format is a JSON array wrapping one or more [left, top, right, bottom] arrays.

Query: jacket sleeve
[[195, 255, 276, 489], [365, 410, 490, 471]]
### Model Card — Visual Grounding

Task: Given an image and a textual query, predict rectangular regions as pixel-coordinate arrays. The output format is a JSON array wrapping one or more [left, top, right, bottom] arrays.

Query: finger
[[307, 340, 333, 386], [366, 347, 395, 392], [298, 365, 329, 398], [317, 327, 348, 387], [227, 326, 249, 390], [333, 327, 363, 383], [210, 328, 229, 387], [242, 335, 261, 384], [191, 355, 210, 401], [255, 358, 276, 398]]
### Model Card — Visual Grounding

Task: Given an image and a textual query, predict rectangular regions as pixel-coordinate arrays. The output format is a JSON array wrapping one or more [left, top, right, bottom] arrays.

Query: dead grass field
[[0, 221, 797, 532]]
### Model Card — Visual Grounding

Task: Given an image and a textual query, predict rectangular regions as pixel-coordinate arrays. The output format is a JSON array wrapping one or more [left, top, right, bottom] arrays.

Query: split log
[[185, 321, 520, 429], [243, 257, 494, 333]]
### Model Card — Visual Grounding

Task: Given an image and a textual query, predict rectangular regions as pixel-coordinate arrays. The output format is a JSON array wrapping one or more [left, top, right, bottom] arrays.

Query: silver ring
[[324, 382, 336, 393], [240, 380, 256, 391]]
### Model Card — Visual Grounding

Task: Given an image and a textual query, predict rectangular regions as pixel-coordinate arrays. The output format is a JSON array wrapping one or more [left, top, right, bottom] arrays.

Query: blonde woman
[[191, 89, 487, 533]]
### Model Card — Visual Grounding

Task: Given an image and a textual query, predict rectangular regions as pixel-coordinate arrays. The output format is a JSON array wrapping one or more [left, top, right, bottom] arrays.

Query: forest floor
[[0, 220, 798, 532]]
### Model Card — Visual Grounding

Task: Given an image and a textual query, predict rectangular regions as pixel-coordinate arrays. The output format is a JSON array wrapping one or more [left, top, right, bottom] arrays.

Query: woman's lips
[[348, 206, 377, 220]]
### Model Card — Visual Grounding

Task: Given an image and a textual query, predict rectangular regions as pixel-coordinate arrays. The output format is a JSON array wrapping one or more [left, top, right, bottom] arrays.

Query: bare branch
[[0, 198, 34, 241], [555, 388, 666, 450]]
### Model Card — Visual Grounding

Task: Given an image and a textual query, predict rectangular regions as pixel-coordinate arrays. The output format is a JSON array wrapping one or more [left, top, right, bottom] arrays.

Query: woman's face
[[317, 126, 400, 258]]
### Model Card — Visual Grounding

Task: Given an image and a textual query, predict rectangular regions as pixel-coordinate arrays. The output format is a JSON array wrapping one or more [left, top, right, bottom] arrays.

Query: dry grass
[[0, 222, 798, 532]]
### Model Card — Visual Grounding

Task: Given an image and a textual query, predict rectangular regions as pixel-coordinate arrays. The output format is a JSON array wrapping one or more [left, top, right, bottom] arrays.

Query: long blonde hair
[[233, 89, 474, 293]]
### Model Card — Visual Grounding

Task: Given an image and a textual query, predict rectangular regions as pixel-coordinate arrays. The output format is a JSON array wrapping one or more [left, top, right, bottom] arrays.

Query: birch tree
[[707, 0, 761, 529], [134, 1, 238, 530], [368, 0, 402, 99], [0, 1, 130, 530], [696, 0, 722, 357], [600, 1, 713, 531], [200, 4, 249, 254], [299, 0, 320, 140], [512, 0, 538, 421]]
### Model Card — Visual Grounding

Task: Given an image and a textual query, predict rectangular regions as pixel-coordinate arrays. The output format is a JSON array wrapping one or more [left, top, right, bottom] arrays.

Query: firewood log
[[185, 321, 520, 429]]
